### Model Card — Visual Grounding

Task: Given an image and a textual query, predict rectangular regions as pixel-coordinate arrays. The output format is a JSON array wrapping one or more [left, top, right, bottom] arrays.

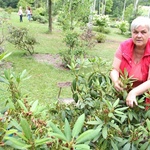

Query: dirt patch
[[0, 61, 12, 69], [33, 53, 67, 70]]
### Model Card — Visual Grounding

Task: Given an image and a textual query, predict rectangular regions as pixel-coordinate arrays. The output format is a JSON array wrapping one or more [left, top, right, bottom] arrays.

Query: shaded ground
[[33, 53, 66, 70]]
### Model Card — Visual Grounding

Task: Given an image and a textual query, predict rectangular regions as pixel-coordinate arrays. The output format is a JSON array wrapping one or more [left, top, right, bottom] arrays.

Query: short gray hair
[[131, 16, 150, 32]]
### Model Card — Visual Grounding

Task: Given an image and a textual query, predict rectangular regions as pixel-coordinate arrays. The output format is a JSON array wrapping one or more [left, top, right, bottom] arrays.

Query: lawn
[[0, 12, 128, 105]]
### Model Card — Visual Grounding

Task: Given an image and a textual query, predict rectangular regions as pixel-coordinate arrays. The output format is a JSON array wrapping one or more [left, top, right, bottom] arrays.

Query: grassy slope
[[1, 12, 127, 104]]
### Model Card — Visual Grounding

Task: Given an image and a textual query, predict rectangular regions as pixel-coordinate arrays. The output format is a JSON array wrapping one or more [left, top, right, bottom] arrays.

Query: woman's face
[[132, 25, 150, 48]]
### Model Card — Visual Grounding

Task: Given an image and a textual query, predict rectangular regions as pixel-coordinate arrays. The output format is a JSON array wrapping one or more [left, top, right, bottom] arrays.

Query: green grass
[[0, 12, 128, 104]]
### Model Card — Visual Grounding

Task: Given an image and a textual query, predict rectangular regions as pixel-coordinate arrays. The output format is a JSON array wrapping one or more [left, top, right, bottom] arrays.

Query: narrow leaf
[[75, 144, 90, 150], [64, 118, 71, 142], [49, 121, 67, 140], [102, 125, 107, 139], [146, 119, 150, 131], [76, 129, 100, 144], [35, 138, 51, 147], [113, 99, 119, 108], [72, 114, 85, 138], [50, 133, 67, 142], [30, 100, 38, 112], [20, 118, 32, 140], [18, 100, 28, 112], [111, 140, 118, 150], [4, 137, 31, 149]]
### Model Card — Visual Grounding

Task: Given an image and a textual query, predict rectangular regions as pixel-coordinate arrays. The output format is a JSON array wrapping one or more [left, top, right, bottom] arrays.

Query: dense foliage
[[0, 0, 150, 149], [0, 56, 150, 149]]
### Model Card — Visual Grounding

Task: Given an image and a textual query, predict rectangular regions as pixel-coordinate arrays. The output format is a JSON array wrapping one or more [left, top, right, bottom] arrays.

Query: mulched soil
[[33, 53, 67, 70]]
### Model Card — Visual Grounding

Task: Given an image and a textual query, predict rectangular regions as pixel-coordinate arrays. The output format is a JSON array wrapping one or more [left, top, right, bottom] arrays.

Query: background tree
[[0, 0, 5, 7], [58, 0, 91, 31], [105, 0, 113, 14], [48, 0, 52, 32], [122, 0, 127, 20]]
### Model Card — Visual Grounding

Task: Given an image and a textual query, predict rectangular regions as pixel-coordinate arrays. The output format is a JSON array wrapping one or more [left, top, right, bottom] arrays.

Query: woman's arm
[[110, 57, 123, 91], [126, 66, 150, 107]]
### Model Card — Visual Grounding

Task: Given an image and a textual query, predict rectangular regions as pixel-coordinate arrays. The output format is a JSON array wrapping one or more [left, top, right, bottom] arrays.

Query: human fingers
[[126, 99, 137, 108], [114, 81, 123, 91], [126, 100, 133, 107]]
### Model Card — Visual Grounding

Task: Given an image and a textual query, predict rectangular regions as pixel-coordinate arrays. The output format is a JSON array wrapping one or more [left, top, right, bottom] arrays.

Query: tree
[[133, 0, 139, 17], [105, 0, 113, 14], [48, 0, 52, 32], [0, 0, 5, 7], [122, 0, 127, 20], [58, 0, 91, 31], [2, 0, 18, 8]]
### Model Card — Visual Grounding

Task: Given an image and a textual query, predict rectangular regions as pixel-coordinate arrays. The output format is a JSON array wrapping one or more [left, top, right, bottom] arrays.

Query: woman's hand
[[114, 80, 124, 91], [126, 91, 138, 107]]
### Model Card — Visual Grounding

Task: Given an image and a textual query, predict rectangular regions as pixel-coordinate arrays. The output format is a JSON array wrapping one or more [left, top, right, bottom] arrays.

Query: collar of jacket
[[121, 38, 150, 61]]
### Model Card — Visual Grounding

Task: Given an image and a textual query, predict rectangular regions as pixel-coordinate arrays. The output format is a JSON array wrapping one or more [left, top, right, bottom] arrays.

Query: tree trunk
[[122, 0, 126, 20], [93, 0, 96, 12], [98, 0, 101, 15], [133, 0, 139, 17], [102, 0, 106, 15], [48, 0, 52, 33]]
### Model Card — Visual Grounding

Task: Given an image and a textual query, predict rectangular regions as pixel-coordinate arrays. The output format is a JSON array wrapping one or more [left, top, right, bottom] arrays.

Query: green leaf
[[102, 125, 107, 139], [20, 69, 27, 79], [146, 119, 150, 131], [140, 141, 149, 150], [114, 110, 125, 115], [128, 111, 133, 121], [76, 129, 100, 144], [18, 100, 28, 112], [72, 114, 85, 138], [109, 122, 121, 132], [111, 140, 118, 150], [4, 129, 18, 137], [72, 79, 77, 91], [20, 118, 32, 140], [113, 99, 119, 108], [16, 131, 28, 142], [145, 110, 150, 118], [75, 144, 90, 150], [50, 132, 67, 142], [87, 120, 103, 125], [115, 107, 128, 111], [64, 118, 71, 142], [35, 138, 51, 147], [8, 119, 22, 131], [108, 112, 114, 117], [0, 52, 11, 61], [122, 143, 131, 150], [4, 137, 31, 149], [73, 93, 78, 103], [49, 121, 67, 140], [30, 100, 38, 112]]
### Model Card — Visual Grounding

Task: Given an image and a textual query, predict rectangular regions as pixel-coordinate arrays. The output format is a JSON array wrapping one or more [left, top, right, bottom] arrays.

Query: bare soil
[[33, 53, 67, 70]]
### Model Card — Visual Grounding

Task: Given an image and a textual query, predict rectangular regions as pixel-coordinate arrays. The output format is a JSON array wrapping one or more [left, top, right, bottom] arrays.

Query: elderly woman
[[110, 16, 150, 109]]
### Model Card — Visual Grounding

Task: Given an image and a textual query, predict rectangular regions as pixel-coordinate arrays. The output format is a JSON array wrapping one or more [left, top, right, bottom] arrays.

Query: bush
[[93, 15, 110, 27], [7, 26, 37, 55], [32, 14, 48, 24], [0, 58, 150, 149], [93, 26, 111, 34], [95, 33, 106, 43], [116, 20, 129, 34]]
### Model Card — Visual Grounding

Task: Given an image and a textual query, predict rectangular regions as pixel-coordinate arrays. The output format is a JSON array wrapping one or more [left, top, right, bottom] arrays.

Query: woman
[[18, 6, 23, 22], [26, 7, 32, 21], [110, 16, 150, 110]]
